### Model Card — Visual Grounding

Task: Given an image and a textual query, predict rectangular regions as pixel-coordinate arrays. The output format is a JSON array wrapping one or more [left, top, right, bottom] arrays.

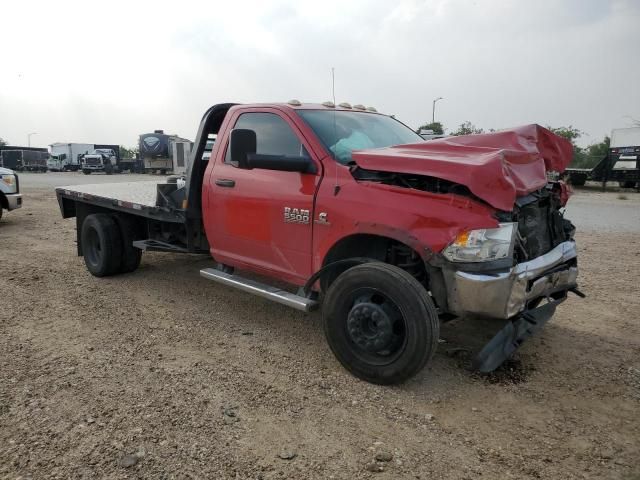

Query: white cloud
[[0, 0, 638, 148]]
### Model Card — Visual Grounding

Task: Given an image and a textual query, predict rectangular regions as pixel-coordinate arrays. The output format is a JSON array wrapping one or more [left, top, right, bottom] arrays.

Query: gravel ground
[[1, 173, 639, 479]]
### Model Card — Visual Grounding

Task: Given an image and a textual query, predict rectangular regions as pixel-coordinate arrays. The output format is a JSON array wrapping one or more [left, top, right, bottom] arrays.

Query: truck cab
[[81, 148, 118, 175]]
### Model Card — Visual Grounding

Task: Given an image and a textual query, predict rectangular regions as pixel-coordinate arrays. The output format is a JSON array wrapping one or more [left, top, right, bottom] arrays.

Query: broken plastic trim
[[472, 297, 564, 373]]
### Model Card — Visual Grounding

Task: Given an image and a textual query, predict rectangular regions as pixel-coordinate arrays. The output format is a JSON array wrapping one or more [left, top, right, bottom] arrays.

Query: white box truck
[[49, 143, 94, 172]]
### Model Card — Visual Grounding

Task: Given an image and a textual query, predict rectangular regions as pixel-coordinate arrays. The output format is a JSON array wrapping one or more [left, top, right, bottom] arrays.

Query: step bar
[[199, 268, 319, 312]]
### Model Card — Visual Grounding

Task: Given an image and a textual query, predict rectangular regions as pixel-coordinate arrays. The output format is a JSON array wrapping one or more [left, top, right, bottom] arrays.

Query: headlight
[[1, 174, 17, 192], [442, 222, 516, 263]]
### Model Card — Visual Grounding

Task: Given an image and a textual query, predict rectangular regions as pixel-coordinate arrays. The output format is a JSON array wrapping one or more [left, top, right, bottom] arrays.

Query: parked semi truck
[[0, 146, 48, 172], [565, 127, 640, 189], [56, 102, 581, 384], [139, 130, 193, 174], [82, 145, 143, 174]]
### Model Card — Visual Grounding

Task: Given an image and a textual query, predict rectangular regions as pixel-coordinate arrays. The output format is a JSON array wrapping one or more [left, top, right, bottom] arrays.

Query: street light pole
[[432, 97, 443, 123], [27, 132, 38, 147]]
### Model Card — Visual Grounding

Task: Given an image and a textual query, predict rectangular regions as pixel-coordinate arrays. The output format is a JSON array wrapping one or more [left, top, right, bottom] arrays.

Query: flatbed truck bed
[[57, 180, 187, 224]]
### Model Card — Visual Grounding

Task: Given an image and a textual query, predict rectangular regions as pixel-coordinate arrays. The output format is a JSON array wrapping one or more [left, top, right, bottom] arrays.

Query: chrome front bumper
[[443, 241, 578, 319], [5, 193, 23, 210]]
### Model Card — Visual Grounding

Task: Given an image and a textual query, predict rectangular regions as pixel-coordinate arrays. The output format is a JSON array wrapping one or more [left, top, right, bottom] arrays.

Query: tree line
[[415, 121, 612, 168]]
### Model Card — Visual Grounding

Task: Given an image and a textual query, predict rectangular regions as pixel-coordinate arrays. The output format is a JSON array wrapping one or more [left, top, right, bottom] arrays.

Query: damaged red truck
[[56, 102, 582, 384]]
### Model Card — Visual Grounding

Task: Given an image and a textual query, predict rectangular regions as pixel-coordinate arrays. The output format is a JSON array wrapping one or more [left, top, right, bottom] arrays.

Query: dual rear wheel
[[81, 213, 142, 277]]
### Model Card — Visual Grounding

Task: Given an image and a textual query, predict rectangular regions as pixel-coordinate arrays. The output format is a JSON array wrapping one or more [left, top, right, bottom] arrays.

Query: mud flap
[[472, 299, 564, 373]]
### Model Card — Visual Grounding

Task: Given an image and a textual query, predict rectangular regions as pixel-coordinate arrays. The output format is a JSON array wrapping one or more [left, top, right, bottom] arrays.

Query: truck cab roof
[[232, 101, 381, 114]]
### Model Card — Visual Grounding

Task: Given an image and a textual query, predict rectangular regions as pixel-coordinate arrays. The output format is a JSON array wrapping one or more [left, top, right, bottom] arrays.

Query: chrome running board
[[200, 268, 319, 312]]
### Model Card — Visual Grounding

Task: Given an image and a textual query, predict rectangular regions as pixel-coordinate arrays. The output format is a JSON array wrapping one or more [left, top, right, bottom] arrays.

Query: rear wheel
[[112, 214, 142, 273], [81, 214, 123, 276], [323, 262, 439, 385], [621, 181, 637, 189]]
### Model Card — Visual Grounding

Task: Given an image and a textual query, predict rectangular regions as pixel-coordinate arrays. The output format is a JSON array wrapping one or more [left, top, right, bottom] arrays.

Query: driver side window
[[225, 112, 308, 165]]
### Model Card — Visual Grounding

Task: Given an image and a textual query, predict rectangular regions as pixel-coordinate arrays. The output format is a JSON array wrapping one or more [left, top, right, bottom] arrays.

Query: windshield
[[298, 110, 423, 164]]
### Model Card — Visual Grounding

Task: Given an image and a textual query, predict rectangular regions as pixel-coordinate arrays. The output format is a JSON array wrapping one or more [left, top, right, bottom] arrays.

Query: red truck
[[56, 101, 581, 384]]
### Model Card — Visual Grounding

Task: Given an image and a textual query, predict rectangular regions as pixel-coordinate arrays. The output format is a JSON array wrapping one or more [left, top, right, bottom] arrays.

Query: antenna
[[332, 67, 340, 195]]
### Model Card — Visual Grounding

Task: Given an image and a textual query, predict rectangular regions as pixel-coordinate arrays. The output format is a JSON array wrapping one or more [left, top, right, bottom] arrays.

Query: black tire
[[83, 169, 91, 175], [621, 181, 637, 189], [112, 214, 142, 273], [105, 164, 113, 175], [81, 214, 123, 277], [323, 262, 439, 385]]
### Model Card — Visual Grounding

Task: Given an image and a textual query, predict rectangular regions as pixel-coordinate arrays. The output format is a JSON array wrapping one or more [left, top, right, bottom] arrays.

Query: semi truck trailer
[[0, 146, 48, 172], [565, 127, 640, 189], [56, 102, 581, 384], [139, 130, 193, 175]]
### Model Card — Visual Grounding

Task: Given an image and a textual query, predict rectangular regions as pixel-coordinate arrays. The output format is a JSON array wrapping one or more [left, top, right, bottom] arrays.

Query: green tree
[[570, 136, 610, 169], [547, 125, 582, 143], [451, 121, 484, 136], [416, 121, 444, 135], [546, 125, 590, 168], [0, 137, 7, 147], [119, 145, 139, 159], [586, 136, 610, 158]]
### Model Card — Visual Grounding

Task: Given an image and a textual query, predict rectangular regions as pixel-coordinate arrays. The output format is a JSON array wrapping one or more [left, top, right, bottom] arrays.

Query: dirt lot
[[1, 173, 639, 479]]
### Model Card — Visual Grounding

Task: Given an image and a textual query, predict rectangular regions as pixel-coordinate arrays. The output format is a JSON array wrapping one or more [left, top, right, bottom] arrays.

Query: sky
[[1, 0, 638, 149]]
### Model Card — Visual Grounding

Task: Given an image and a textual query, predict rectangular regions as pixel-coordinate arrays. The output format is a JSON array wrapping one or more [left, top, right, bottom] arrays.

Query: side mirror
[[230, 129, 256, 169]]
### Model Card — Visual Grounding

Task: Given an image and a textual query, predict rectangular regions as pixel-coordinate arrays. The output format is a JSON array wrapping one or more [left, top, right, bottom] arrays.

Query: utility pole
[[27, 132, 38, 147], [432, 97, 443, 123]]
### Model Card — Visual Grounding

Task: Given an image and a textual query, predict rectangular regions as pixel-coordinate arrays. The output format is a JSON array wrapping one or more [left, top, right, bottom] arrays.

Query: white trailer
[[48, 143, 94, 171], [139, 131, 193, 175], [610, 127, 640, 171]]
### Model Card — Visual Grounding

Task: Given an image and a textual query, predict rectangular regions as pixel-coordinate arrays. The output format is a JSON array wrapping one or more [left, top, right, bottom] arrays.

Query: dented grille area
[[509, 187, 573, 263]]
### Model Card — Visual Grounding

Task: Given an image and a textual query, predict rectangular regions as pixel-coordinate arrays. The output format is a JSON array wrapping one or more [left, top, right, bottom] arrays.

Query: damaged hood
[[351, 124, 573, 211]]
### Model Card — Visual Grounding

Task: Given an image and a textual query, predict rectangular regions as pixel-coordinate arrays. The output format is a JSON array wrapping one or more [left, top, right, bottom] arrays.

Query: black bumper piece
[[472, 298, 564, 373]]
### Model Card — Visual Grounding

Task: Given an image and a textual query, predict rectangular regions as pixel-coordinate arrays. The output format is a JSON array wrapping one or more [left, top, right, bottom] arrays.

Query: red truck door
[[206, 109, 321, 284]]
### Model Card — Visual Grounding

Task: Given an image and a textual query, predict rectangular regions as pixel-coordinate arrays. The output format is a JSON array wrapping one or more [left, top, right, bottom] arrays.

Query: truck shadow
[[127, 254, 586, 389]]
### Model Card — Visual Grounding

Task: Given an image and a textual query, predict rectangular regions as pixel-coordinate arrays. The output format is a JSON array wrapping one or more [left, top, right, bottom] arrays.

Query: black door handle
[[215, 178, 236, 188]]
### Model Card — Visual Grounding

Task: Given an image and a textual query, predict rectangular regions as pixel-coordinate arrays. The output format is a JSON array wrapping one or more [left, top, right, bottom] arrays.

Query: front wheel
[[323, 262, 439, 385], [82, 169, 91, 175]]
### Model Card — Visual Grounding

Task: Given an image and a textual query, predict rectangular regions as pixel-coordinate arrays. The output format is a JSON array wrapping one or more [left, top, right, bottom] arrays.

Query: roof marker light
[[353, 104, 366, 110], [338, 102, 352, 109], [287, 99, 302, 106], [321, 101, 335, 108], [366, 106, 378, 112]]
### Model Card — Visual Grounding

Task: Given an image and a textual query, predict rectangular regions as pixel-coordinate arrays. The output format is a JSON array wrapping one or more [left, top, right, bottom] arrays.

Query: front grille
[[85, 157, 101, 166], [512, 188, 571, 262]]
